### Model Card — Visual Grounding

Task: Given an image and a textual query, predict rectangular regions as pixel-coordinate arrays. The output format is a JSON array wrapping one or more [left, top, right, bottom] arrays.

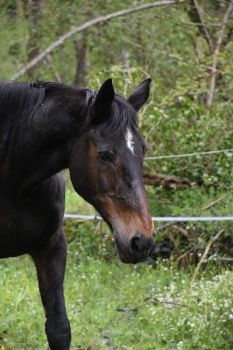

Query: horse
[[0, 77, 154, 350]]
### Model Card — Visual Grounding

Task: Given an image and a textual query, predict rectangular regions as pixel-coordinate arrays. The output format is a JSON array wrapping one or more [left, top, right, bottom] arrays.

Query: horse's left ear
[[92, 78, 115, 125], [127, 78, 152, 111]]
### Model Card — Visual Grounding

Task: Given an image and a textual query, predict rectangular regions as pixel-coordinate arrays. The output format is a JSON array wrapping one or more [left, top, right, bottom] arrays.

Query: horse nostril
[[130, 234, 155, 255], [130, 235, 142, 253]]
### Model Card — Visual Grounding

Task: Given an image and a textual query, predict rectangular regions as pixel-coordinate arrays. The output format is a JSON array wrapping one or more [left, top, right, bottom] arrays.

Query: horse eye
[[98, 151, 114, 163]]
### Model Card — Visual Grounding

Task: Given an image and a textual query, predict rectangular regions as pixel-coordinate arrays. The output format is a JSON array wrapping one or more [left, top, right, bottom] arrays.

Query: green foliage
[[0, 256, 233, 349]]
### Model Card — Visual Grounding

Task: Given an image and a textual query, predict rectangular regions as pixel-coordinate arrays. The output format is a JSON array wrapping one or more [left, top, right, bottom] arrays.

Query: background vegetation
[[0, 0, 233, 349]]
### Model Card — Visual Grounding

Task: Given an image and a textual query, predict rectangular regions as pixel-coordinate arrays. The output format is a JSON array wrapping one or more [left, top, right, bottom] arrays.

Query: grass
[[65, 187, 94, 215], [0, 251, 233, 350]]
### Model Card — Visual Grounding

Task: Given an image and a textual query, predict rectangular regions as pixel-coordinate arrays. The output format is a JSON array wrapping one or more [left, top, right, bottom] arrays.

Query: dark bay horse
[[0, 78, 154, 349]]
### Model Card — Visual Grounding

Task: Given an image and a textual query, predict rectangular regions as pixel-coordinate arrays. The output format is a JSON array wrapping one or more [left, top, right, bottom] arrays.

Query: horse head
[[69, 78, 154, 263]]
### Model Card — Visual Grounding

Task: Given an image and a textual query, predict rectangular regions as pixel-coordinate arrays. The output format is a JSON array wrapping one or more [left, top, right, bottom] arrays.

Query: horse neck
[[5, 86, 90, 195]]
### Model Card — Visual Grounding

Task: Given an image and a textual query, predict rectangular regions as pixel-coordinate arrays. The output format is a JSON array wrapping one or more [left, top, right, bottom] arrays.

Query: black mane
[[0, 81, 137, 165], [32, 82, 138, 137], [0, 81, 46, 124], [0, 82, 45, 162]]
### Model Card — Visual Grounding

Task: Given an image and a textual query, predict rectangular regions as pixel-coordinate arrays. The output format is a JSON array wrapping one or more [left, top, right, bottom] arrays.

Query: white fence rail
[[145, 148, 233, 160], [64, 214, 233, 222]]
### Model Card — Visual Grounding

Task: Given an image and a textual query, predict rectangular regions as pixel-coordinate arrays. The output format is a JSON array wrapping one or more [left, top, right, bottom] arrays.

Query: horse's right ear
[[127, 78, 152, 111], [92, 78, 115, 125]]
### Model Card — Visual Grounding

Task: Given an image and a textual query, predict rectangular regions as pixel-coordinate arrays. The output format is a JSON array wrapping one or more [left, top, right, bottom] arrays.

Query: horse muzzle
[[115, 232, 155, 264]]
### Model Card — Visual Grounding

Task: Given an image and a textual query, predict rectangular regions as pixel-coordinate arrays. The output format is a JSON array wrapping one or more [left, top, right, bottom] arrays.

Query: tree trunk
[[24, 0, 42, 78], [74, 32, 89, 87]]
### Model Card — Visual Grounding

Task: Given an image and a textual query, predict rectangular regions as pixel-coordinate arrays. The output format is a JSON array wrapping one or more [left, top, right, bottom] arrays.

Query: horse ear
[[127, 78, 152, 111], [92, 78, 115, 125]]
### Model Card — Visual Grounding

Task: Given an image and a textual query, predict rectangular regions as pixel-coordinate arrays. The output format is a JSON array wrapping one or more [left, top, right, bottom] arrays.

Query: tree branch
[[207, 0, 233, 108], [11, 0, 187, 81], [45, 55, 62, 83], [191, 228, 224, 285], [143, 172, 191, 190], [188, 0, 214, 52]]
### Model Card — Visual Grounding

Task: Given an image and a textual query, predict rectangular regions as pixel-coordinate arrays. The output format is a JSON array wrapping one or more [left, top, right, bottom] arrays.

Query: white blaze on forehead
[[126, 128, 135, 155]]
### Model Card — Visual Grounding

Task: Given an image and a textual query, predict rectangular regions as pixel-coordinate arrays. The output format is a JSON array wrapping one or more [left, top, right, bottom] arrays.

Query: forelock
[[105, 96, 137, 135]]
